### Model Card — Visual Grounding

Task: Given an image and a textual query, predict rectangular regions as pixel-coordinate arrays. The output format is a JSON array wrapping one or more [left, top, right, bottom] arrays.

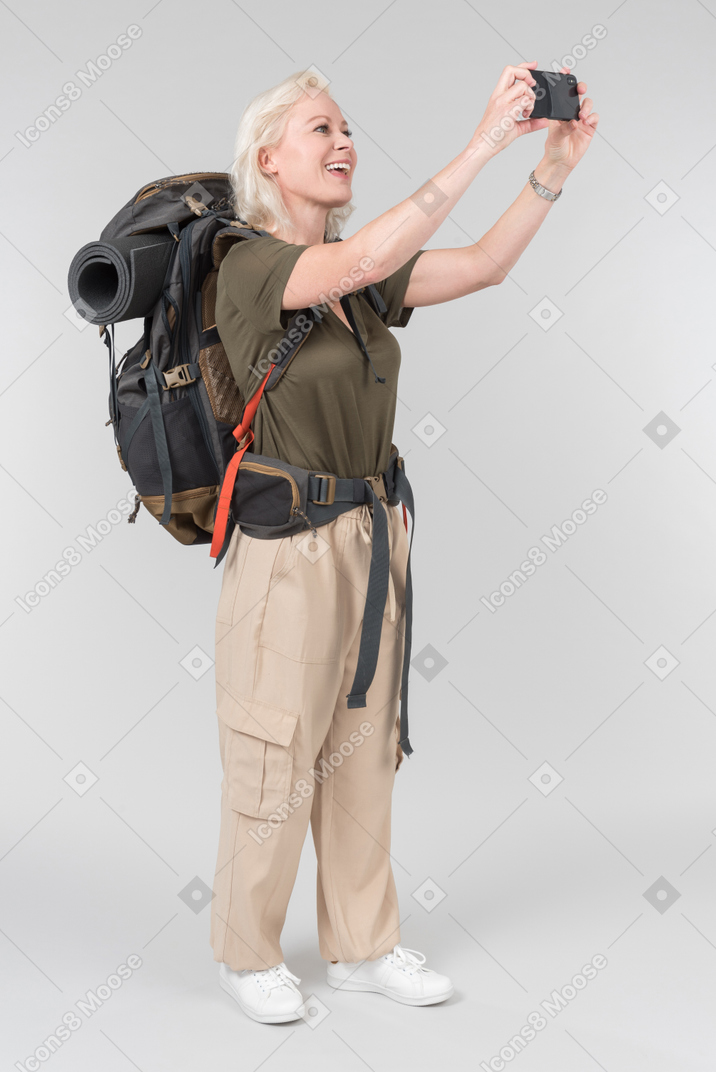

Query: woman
[[210, 65, 598, 1024]]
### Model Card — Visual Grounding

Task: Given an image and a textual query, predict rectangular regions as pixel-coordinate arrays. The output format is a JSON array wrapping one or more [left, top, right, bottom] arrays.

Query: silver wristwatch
[[529, 169, 562, 202]]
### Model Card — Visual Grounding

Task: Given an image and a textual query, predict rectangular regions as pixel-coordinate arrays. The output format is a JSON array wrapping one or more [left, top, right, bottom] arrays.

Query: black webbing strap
[[212, 513, 235, 569], [145, 363, 173, 525], [339, 295, 385, 384], [306, 464, 416, 757], [363, 282, 387, 320], [265, 306, 323, 392], [344, 478, 391, 710], [122, 397, 150, 457], [103, 323, 119, 431], [392, 465, 415, 758]]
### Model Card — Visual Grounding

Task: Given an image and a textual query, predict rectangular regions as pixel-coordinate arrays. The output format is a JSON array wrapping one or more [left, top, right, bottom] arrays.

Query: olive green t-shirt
[[215, 235, 426, 479]]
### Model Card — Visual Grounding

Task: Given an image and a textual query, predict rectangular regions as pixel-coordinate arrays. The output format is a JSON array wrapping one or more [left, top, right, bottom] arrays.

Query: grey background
[[2, 0, 715, 1069]]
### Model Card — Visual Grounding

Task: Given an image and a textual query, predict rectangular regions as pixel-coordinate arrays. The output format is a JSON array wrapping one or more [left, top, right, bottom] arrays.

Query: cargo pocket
[[216, 696, 298, 820]]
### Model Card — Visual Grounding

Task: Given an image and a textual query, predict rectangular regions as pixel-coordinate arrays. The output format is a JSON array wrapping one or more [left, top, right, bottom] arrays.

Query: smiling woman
[[209, 62, 597, 1023]]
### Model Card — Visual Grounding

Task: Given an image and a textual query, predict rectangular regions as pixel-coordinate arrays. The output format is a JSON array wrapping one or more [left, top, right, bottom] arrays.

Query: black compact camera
[[528, 70, 580, 122]]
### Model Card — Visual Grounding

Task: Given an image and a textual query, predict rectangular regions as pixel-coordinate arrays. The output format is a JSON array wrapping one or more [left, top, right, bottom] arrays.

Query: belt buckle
[[364, 473, 387, 503], [311, 473, 336, 505]]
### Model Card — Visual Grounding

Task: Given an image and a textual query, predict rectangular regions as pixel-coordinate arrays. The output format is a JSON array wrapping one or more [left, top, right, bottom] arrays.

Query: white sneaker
[[219, 961, 306, 1023], [327, 944, 454, 1006]]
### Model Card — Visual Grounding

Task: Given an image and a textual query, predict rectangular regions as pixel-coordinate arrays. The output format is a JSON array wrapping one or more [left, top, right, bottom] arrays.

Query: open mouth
[[325, 163, 351, 180]]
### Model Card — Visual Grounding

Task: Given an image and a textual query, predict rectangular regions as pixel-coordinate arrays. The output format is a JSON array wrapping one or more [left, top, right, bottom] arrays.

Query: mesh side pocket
[[118, 397, 217, 495], [199, 268, 244, 426], [198, 342, 244, 425]]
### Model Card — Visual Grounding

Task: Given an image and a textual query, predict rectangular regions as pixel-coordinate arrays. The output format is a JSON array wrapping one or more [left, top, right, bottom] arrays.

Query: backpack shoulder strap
[[360, 282, 387, 320], [210, 223, 323, 391], [264, 306, 323, 391], [211, 222, 267, 269]]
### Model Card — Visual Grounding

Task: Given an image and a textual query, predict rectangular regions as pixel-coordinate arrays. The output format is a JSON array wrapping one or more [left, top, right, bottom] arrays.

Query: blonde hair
[[229, 71, 356, 243]]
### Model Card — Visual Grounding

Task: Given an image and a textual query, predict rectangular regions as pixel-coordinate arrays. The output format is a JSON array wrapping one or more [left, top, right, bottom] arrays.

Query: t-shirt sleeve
[[372, 248, 427, 328], [217, 235, 310, 335]]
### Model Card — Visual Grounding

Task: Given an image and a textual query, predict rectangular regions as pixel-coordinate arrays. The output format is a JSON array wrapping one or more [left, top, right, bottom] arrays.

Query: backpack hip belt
[[215, 447, 416, 759]]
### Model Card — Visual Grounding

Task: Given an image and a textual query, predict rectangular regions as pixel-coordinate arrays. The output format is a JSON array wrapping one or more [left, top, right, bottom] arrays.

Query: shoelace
[[246, 963, 301, 991], [385, 945, 429, 973]]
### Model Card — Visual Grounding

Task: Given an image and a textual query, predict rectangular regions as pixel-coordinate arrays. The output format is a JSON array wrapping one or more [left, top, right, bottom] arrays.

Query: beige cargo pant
[[210, 500, 409, 972]]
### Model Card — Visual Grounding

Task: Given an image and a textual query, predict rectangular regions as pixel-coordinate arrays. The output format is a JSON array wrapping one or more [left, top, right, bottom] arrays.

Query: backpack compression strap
[[209, 363, 275, 559]]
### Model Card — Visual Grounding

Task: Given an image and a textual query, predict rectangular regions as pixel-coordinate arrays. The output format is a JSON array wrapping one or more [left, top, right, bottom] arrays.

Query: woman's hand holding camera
[[473, 60, 598, 173], [474, 61, 547, 152], [542, 64, 598, 171]]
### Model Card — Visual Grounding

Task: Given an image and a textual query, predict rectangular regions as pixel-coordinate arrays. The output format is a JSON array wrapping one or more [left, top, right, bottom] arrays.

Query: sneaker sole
[[326, 974, 454, 1006], [219, 973, 306, 1023]]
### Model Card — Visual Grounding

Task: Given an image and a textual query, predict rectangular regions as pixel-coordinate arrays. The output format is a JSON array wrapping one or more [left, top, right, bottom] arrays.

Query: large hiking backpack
[[81, 171, 388, 550]]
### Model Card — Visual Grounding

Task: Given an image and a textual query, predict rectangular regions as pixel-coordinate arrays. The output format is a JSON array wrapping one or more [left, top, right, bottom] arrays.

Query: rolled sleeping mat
[[67, 232, 176, 326]]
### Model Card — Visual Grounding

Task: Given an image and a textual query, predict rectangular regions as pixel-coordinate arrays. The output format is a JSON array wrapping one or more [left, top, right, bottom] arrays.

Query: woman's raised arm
[[281, 62, 548, 311]]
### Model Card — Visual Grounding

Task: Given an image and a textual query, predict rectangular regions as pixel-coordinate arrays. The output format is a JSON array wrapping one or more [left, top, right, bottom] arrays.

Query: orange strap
[[402, 502, 408, 532], [210, 365, 274, 558]]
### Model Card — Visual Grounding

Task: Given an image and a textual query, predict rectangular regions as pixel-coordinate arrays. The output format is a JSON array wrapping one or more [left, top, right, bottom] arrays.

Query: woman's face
[[259, 92, 356, 215]]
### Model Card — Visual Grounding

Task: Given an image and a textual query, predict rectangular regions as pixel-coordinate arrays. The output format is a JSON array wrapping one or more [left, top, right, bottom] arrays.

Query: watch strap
[[529, 169, 562, 202]]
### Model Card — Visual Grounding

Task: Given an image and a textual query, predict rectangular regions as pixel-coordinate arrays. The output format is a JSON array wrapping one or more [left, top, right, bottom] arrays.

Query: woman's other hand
[[542, 66, 599, 171]]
